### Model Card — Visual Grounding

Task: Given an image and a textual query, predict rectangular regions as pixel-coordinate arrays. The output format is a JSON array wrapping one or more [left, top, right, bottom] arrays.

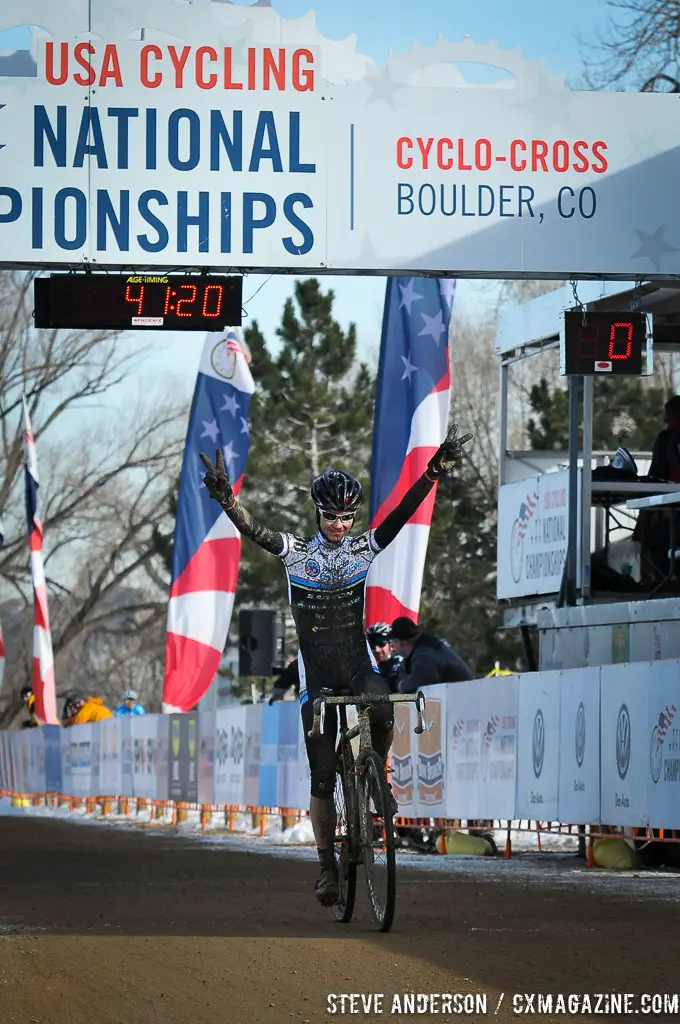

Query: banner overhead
[[0, 3, 677, 277]]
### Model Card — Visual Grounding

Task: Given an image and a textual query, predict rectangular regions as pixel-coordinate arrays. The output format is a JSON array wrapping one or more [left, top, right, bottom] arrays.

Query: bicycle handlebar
[[307, 690, 427, 740]]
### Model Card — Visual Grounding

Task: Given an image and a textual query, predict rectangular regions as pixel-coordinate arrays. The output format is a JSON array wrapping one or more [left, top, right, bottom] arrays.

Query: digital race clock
[[559, 309, 653, 376], [34, 274, 243, 331]]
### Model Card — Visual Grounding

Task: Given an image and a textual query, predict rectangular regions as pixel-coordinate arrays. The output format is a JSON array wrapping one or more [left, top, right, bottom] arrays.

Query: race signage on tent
[[0, 1, 679, 277]]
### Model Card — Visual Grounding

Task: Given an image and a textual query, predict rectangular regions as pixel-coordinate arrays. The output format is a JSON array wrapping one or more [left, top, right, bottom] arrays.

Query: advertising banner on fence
[[516, 671, 560, 821], [198, 710, 216, 807], [497, 470, 573, 601], [392, 701, 416, 814], [1, 2, 680, 277], [244, 704, 262, 808], [416, 691, 447, 816], [446, 681, 481, 820], [477, 674, 518, 820], [558, 668, 600, 825], [600, 663, 649, 827], [214, 707, 246, 807], [646, 661, 680, 830], [132, 714, 169, 801]]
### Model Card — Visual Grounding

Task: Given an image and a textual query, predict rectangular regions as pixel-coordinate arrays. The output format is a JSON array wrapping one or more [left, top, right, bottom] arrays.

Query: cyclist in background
[[20, 687, 40, 728], [62, 691, 113, 727], [114, 689, 146, 716], [201, 422, 473, 907], [366, 622, 401, 693]]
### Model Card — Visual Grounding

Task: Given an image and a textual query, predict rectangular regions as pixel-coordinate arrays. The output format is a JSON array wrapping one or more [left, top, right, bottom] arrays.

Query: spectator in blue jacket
[[114, 689, 146, 716]]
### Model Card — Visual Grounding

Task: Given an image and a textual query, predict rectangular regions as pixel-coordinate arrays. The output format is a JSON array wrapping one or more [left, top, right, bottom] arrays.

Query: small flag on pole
[[23, 397, 58, 724]]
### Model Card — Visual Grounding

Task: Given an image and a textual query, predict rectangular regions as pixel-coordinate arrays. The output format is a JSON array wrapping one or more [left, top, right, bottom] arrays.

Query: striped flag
[[162, 328, 255, 713], [22, 398, 58, 724], [366, 277, 455, 625]]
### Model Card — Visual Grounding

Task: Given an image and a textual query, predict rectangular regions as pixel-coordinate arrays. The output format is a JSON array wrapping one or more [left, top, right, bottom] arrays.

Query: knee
[[370, 704, 394, 732], [310, 764, 336, 800]]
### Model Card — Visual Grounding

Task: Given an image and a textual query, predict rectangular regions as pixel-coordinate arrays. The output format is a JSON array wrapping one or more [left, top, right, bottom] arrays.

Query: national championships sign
[[0, 0, 678, 277]]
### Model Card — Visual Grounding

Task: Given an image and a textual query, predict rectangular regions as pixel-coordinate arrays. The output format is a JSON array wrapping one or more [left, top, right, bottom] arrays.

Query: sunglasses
[[320, 510, 356, 524]]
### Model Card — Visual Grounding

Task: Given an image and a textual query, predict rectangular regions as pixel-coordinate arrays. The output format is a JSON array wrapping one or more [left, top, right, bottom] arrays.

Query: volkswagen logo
[[575, 702, 586, 768], [616, 704, 631, 780], [532, 709, 545, 778]]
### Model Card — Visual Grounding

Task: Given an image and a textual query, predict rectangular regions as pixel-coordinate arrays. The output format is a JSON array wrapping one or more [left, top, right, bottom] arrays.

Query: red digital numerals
[[608, 321, 633, 360], [575, 320, 634, 361], [127, 281, 225, 321]]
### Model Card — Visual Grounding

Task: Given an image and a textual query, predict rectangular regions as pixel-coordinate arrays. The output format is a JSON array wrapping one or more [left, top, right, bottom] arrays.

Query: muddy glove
[[199, 449, 235, 508], [426, 423, 474, 479]]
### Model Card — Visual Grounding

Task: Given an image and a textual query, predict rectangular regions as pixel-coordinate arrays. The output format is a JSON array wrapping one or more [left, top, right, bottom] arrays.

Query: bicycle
[[307, 687, 426, 933]]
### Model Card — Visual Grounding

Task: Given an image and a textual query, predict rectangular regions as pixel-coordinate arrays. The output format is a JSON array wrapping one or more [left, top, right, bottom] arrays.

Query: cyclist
[[200, 422, 472, 906], [62, 690, 114, 727], [114, 689, 146, 717], [20, 686, 40, 728], [366, 622, 401, 693]]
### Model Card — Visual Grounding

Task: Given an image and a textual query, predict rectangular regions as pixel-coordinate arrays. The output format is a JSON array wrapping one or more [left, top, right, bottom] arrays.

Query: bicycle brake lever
[[414, 691, 426, 735]]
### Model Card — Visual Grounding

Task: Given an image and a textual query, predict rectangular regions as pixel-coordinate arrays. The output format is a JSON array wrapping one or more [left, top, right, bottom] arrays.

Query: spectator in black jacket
[[390, 616, 473, 692], [268, 657, 300, 703]]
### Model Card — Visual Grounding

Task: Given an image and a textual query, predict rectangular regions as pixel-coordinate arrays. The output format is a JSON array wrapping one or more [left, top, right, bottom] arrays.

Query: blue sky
[[0, 0, 612, 403]]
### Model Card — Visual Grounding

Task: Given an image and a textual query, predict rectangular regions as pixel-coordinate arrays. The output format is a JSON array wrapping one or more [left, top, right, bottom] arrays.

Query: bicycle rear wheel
[[333, 740, 358, 923], [358, 749, 396, 932]]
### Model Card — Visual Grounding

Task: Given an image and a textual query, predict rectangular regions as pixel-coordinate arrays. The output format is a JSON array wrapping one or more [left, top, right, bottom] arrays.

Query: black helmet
[[310, 468, 363, 512], [20, 686, 33, 699], [366, 622, 392, 644]]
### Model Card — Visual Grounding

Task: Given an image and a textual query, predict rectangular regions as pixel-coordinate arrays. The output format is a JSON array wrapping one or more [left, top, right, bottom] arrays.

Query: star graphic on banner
[[221, 393, 240, 417], [398, 279, 423, 315], [400, 355, 419, 381], [240, 417, 250, 436], [630, 225, 680, 271], [200, 419, 220, 444], [223, 441, 239, 466], [439, 279, 456, 310], [418, 310, 446, 346], [365, 64, 405, 109]]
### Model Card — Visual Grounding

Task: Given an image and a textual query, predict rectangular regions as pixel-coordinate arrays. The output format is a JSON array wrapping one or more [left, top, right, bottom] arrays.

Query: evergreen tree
[[235, 279, 376, 613], [419, 466, 523, 676], [527, 376, 669, 451]]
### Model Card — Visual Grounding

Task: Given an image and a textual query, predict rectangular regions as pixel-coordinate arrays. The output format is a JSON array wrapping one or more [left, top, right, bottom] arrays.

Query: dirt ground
[[1, 818, 679, 1023]]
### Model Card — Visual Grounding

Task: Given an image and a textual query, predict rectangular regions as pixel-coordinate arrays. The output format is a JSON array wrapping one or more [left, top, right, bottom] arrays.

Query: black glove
[[427, 423, 474, 478], [199, 448, 235, 507]]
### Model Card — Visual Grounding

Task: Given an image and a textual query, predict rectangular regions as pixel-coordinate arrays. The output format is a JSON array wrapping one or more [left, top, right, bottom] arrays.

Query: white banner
[[516, 672, 561, 821], [446, 681, 482, 819], [131, 715, 167, 801], [497, 470, 572, 600], [100, 718, 122, 797], [477, 675, 518, 820], [0, 3, 679, 276], [198, 710, 215, 807], [66, 723, 95, 798], [646, 661, 680, 829], [600, 663, 649, 827], [243, 704, 262, 809], [214, 707, 246, 807], [558, 669, 600, 825]]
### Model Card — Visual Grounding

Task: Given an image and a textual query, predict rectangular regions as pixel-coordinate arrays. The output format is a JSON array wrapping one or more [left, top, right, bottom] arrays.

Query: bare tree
[[578, 0, 680, 91], [0, 271, 186, 726]]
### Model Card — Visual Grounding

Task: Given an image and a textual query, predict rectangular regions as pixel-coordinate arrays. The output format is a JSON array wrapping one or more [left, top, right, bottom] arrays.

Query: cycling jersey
[[220, 473, 435, 682]]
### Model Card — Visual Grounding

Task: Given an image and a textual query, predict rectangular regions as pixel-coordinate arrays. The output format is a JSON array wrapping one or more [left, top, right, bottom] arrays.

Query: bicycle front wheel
[[358, 750, 396, 932], [333, 743, 358, 924]]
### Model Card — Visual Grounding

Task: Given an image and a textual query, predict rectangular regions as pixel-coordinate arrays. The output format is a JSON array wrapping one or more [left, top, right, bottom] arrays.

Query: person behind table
[[390, 617, 473, 692]]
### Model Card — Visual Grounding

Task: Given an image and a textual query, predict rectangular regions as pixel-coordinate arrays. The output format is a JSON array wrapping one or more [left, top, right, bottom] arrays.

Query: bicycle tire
[[358, 749, 396, 932], [333, 736, 358, 923]]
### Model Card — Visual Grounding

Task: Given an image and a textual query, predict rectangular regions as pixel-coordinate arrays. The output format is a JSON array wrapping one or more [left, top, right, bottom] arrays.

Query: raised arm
[[200, 449, 284, 556], [373, 424, 473, 550]]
